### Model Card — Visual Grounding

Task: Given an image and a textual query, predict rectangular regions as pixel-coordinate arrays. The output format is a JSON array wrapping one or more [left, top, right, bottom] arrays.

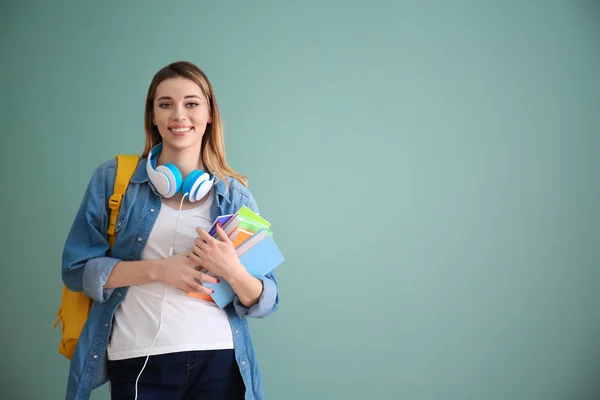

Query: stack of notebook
[[188, 206, 284, 308]]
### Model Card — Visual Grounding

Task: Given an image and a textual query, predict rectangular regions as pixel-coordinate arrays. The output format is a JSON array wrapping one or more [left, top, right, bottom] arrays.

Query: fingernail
[[217, 221, 222, 228], [216, 278, 220, 283], [210, 289, 215, 293]]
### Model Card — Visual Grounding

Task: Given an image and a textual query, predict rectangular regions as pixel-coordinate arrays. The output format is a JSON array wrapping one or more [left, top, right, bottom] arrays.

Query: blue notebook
[[203, 234, 284, 308]]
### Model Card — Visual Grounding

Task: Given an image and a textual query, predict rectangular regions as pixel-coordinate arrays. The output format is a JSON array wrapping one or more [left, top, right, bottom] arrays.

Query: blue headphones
[[146, 143, 215, 202]]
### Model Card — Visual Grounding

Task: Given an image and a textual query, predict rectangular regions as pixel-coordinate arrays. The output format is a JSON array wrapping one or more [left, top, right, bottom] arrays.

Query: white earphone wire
[[133, 193, 188, 400]]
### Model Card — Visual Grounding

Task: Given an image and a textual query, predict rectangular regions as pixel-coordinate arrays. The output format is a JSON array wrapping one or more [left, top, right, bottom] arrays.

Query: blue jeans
[[107, 349, 245, 399]]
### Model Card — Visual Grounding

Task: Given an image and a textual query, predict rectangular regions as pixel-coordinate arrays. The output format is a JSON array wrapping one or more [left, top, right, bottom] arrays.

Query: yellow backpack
[[54, 154, 139, 360]]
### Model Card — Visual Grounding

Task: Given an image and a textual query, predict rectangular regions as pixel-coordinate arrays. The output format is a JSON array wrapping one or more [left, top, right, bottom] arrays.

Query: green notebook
[[237, 205, 271, 229]]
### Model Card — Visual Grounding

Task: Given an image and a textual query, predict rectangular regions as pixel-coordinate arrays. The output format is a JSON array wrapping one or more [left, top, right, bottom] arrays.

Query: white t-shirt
[[107, 190, 234, 361]]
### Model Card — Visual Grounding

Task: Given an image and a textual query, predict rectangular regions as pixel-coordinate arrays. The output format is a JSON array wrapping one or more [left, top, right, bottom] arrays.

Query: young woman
[[61, 61, 280, 400]]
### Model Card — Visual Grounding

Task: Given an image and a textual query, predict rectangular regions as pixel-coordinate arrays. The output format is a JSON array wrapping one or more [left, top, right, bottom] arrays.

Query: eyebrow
[[156, 95, 204, 101]]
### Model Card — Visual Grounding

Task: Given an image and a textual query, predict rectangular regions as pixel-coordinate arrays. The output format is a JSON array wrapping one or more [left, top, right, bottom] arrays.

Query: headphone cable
[[133, 192, 188, 400]]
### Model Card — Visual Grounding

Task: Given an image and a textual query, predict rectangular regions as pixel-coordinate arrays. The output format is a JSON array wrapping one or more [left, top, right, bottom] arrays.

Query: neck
[[157, 144, 205, 179]]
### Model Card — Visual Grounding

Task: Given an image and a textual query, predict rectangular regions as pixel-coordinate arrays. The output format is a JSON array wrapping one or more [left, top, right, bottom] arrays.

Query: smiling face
[[152, 76, 212, 153]]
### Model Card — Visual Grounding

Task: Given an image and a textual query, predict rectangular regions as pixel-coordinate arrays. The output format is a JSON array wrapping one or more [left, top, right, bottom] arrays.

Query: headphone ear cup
[[146, 157, 170, 197], [183, 170, 214, 202], [155, 164, 182, 198]]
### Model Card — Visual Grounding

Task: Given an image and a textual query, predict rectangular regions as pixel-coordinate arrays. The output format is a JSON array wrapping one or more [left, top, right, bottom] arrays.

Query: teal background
[[1, 1, 599, 399]]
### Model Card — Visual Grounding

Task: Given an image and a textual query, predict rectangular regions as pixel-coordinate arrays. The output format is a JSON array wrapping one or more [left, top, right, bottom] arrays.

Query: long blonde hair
[[142, 61, 247, 188]]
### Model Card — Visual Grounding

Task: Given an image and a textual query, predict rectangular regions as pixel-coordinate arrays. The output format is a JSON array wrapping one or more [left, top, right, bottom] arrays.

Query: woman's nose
[[172, 106, 188, 120]]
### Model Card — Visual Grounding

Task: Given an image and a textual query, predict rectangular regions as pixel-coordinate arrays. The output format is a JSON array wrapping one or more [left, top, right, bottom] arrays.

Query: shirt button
[[235, 330, 239, 334], [93, 354, 98, 359], [150, 208, 155, 212], [137, 237, 143, 241], [242, 361, 246, 366], [105, 323, 109, 327]]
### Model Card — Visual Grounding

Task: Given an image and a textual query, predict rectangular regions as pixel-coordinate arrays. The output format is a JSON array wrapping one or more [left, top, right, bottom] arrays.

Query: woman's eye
[[158, 103, 171, 109], [187, 102, 199, 108]]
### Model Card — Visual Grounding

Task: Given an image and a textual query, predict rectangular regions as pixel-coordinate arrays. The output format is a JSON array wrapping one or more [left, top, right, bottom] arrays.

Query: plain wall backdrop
[[1, 1, 599, 399]]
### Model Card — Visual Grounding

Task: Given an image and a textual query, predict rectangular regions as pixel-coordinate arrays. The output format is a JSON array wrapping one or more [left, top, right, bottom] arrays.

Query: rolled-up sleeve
[[81, 257, 120, 302], [233, 272, 280, 318], [61, 165, 121, 303]]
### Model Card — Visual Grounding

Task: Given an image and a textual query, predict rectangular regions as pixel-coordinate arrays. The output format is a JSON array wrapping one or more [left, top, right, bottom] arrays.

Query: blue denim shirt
[[61, 156, 280, 400]]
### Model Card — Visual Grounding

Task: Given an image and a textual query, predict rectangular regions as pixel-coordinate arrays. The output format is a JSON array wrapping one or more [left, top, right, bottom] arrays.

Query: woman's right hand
[[155, 253, 218, 294]]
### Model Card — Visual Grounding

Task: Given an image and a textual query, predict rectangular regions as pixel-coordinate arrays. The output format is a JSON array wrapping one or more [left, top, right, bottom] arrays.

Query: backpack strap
[[107, 154, 140, 246], [54, 154, 140, 361]]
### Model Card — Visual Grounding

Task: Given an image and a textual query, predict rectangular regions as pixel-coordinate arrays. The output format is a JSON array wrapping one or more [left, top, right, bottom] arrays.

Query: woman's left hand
[[190, 224, 244, 282]]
